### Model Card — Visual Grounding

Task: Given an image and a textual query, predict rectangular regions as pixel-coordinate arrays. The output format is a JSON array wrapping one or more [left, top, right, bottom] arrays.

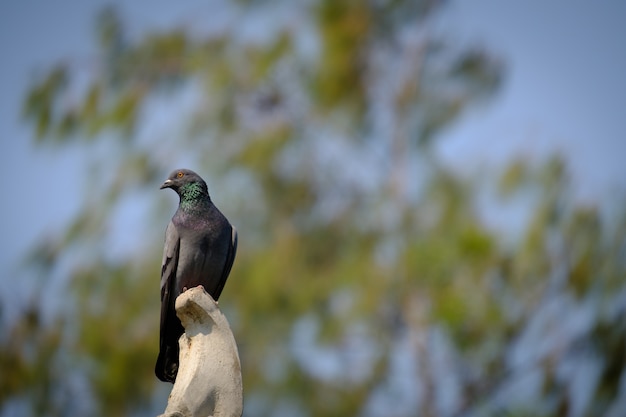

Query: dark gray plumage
[[155, 169, 237, 383]]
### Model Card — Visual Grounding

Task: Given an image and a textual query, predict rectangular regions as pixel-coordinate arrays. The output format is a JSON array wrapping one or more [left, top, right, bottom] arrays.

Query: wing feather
[[212, 226, 238, 301], [160, 221, 179, 296], [155, 221, 181, 382]]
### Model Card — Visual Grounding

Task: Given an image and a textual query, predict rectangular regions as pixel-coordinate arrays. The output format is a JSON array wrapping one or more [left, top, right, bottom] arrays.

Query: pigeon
[[155, 168, 238, 383]]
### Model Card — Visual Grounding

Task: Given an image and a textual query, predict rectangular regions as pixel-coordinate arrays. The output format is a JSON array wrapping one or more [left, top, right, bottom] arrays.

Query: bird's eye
[[177, 171, 184, 178]]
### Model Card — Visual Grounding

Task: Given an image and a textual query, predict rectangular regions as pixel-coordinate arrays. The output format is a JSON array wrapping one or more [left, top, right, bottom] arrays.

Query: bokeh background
[[1, 1, 625, 416]]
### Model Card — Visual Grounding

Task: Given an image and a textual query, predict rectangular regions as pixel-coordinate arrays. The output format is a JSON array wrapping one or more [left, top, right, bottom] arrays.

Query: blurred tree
[[3, 1, 625, 416]]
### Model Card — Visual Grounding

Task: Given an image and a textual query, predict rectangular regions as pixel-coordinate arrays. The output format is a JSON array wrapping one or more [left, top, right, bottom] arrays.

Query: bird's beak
[[160, 179, 173, 190]]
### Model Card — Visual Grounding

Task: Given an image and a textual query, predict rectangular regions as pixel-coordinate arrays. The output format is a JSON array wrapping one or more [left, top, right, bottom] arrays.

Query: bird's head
[[160, 169, 209, 197]]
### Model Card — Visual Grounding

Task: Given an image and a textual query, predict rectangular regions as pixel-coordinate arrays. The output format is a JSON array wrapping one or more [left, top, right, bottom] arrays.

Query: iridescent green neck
[[179, 182, 208, 209]]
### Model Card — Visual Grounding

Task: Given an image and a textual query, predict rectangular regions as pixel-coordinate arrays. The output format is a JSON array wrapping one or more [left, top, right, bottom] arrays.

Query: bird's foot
[[182, 285, 205, 294]]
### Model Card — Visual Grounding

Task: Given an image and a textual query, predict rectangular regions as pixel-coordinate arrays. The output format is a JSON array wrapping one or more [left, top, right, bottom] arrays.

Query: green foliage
[[0, 299, 66, 415], [22, 65, 68, 140], [315, 0, 371, 110], [4, 1, 625, 417], [72, 260, 158, 415]]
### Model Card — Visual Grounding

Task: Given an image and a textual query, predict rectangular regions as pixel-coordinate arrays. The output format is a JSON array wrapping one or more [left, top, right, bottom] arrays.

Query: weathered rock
[[159, 286, 243, 417]]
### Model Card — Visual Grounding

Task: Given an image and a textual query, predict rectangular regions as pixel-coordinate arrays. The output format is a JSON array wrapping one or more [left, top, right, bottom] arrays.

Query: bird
[[155, 168, 238, 383]]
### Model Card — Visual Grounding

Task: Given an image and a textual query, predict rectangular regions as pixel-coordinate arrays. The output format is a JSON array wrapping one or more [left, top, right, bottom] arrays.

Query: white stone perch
[[159, 286, 243, 417]]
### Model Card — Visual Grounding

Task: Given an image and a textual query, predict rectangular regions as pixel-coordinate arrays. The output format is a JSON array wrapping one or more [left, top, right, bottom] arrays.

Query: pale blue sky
[[1, 0, 625, 282], [437, 1, 626, 204]]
